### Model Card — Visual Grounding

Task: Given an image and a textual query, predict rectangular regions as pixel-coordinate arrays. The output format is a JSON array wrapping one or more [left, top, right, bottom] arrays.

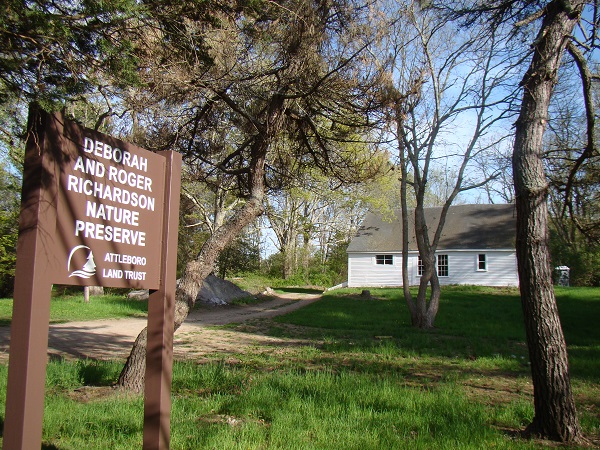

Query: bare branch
[[564, 40, 598, 228]]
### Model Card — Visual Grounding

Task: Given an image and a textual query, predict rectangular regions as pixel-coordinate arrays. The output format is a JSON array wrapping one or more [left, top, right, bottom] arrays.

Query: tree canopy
[[1, 0, 142, 108], [1, 2, 599, 443]]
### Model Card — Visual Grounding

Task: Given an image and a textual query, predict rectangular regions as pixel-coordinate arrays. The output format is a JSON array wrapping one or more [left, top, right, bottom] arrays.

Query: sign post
[[3, 107, 181, 449], [143, 150, 181, 449]]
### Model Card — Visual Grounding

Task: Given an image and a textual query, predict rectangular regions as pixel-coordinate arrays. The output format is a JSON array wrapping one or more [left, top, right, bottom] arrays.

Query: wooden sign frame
[[2, 106, 181, 450]]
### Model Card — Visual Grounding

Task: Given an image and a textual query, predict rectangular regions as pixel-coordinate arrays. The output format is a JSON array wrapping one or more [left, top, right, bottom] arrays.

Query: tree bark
[[116, 195, 266, 391], [398, 129, 417, 322], [397, 110, 442, 329], [117, 123, 276, 391], [512, 0, 584, 443]]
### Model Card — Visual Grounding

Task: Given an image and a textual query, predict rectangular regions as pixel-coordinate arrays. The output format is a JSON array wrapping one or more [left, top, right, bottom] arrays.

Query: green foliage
[[0, 0, 142, 107], [0, 231, 17, 297], [216, 236, 260, 279], [176, 225, 209, 278], [226, 272, 275, 295], [261, 238, 349, 288], [0, 159, 20, 297], [549, 225, 600, 286], [1, 286, 599, 448], [322, 237, 350, 284], [263, 251, 285, 278], [172, 360, 247, 396], [277, 286, 599, 377], [544, 71, 599, 286], [45, 359, 122, 392]]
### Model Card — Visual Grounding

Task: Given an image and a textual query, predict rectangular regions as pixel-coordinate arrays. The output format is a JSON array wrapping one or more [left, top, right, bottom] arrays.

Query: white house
[[347, 204, 518, 287]]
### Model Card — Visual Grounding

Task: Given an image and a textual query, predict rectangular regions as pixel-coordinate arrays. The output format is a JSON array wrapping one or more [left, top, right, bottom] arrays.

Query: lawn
[[0, 285, 598, 449], [0, 293, 148, 326]]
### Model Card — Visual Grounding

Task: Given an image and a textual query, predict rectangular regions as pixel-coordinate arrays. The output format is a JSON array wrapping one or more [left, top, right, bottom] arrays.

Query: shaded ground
[[1, 291, 598, 448], [0, 292, 321, 363]]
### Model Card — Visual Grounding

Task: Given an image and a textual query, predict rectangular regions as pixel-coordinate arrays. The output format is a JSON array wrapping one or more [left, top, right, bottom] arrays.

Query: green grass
[[230, 273, 328, 294], [275, 286, 599, 377], [0, 294, 148, 325], [0, 285, 598, 449], [228, 273, 278, 295]]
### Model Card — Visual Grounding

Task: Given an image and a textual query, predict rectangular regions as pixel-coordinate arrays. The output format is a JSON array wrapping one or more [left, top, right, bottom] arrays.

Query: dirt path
[[0, 292, 321, 363]]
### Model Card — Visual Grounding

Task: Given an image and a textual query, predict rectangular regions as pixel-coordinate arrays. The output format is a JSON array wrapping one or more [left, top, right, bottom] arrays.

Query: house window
[[437, 254, 449, 277], [376, 255, 393, 265], [477, 253, 487, 271], [418, 255, 448, 276]]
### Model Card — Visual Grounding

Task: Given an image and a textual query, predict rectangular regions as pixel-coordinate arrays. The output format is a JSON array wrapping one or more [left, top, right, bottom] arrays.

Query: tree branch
[[564, 40, 598, 229]]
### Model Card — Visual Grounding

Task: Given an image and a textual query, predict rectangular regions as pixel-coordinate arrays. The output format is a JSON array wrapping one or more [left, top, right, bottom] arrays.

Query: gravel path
[[0, 292, 321, 363]]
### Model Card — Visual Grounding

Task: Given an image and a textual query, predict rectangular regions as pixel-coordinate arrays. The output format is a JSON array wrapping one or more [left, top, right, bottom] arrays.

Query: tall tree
[[116, 0, 382, 391], [511, 1, 585, 441], [266, 190, 304, 279], [265, 161, 393, 279], [440, 0, 594, 442], [376, 0, 517, 328]]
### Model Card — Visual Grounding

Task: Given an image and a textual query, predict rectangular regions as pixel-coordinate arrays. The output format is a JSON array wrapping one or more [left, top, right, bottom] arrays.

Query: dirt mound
[[128, 274, 254, 305], [196, 274, 254, 305]]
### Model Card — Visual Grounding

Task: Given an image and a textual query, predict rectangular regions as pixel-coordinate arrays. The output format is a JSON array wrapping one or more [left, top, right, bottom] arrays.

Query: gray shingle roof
[[347, 204, 516, 253]]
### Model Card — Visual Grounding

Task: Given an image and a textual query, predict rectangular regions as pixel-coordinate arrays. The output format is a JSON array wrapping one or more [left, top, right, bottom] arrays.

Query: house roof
[[346, 204, 516, 253]]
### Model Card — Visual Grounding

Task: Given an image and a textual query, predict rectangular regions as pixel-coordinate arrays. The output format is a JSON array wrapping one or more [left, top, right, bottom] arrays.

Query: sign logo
[[67, 245, 97, 278]]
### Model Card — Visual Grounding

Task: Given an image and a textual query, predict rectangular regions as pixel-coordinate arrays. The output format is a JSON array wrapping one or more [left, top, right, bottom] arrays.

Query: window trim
[[477, 253, 487, 272], [375, 254, 393, 265], [437, 254, 449, 277], [417, 255, 449, 277]]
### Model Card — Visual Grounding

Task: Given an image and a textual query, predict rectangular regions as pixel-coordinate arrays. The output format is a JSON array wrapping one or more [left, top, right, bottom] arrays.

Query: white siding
[[347, 253, 403, 287], [348, 250, 518, 287]]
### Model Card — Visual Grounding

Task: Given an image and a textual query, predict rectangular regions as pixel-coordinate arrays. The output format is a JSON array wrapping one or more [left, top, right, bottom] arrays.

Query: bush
[[259, 240, 349, 288], [0, 160, 21, 297], [549, 228, 600, 286], [216, 236, 260, 279]]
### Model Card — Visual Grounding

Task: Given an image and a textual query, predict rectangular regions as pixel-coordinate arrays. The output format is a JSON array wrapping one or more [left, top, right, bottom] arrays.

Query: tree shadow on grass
[[567, 346, 600, 383], [276, 287, 324, 295], [75, 359, 120, 386]]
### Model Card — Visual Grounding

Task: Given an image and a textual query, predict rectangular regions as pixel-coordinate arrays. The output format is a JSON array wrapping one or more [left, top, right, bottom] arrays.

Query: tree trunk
[[411, 204, 440, 329], [281, 232, 297, 279], [117, 144, 269, 392], [116, 196, 265, 391], [116, 327, 147, 393], [512, 0, 584, 443], [412, 260, 439, 329], [399, 138, 416, 320], [397, 110, 441, 329], [116, 89, 288, 392]]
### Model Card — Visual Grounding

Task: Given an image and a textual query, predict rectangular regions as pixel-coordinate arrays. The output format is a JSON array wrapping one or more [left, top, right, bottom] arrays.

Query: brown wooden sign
[[3, 106, 181, 450], [52, 116, 166, 288]]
